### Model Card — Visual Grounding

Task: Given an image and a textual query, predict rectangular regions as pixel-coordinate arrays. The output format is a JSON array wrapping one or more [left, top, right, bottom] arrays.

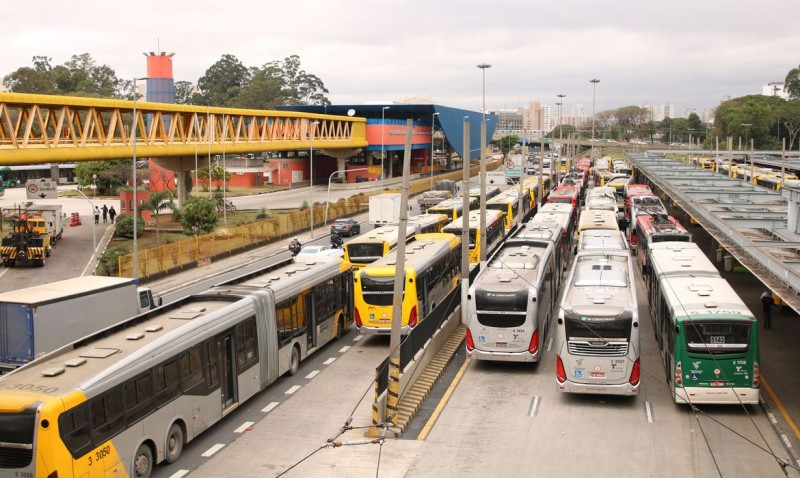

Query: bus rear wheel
[[289, 345, 300, 376], [133, 443, 153, 478], [165, 423, 184, 463]]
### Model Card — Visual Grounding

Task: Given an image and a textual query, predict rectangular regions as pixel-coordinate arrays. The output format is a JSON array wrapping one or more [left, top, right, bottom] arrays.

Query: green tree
[[614, 106, 649, 140], [262, 55, 330, 106], [192, 54, 251, 106], [777, 100, 800, 150], [498, 135, 519, 157], [209, 164, 231, 190], [144, 190, 176, 242], [229, 68, 283, 110], [785, 64, 800, 99], [196, 168, 211, 191], [181, 196, 219, 235], [714, 95, 782, 149], [114, 213, 144, 239], [74, 160, 131, 195], [174, 81, 195, 105], [3, 53, 126, 98]]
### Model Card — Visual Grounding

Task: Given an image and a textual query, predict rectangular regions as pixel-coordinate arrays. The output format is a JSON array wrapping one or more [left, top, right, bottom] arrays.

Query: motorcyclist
[[330, 233, 343, 249], [289, 237, 302, 256]]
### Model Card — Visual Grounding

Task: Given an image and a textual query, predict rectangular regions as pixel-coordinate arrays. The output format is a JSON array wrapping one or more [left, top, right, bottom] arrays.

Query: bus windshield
[[360, 275, 399, 305], [684, 321, 750, 354], [346, 243, 385, 263], [565, 317, 632, 342]]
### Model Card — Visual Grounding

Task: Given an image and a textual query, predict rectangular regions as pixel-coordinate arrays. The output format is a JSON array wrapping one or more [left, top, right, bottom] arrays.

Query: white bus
[[515, 222, 566, 281], [555, 250, 640, 396], [466, 236, 558, 362]]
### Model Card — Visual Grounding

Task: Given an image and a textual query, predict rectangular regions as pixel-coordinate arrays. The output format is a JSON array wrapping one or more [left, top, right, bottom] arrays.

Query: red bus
[[547, 185, 579, 209], [633, 214, 692, 272], [623, 184, 654, 219]]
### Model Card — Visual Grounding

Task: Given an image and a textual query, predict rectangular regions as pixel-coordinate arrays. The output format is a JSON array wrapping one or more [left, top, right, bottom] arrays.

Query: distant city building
[[762, 82, 789, 99], [642, 104, 674, 121], [522, 101, 551, 135], [701, 108, 716, 123]]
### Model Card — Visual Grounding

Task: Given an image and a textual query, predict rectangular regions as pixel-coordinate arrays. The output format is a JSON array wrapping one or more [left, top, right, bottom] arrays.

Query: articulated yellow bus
[[486, 188, 532, 234], [354, 233, 461, 335], [443, 209, 505, 265], [343, 224, 415, 270], [426, 197, 479, 221], [0, 255, 353, 478]]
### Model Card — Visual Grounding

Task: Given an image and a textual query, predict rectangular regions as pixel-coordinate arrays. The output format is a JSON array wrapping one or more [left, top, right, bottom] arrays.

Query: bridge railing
[[117, 160, 501, 278], [0, 92, 367, 165]]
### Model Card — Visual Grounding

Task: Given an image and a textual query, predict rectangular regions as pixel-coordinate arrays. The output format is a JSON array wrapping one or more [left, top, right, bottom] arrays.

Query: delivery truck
[[369, 192, 403, 225], [0, 276, 161, 372]]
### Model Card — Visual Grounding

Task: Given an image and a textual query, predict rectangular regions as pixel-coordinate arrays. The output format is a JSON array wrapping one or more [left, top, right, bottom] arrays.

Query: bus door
[[305, 293, 317, 350], [218, 334, 237, 412]]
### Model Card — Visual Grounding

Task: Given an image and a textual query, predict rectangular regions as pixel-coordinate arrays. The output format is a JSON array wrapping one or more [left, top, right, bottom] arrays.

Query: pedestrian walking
[[109, 206, 117, 224], [101, 204, 109, 223], [94, 206, 100, 224], [761, 290, 774, 329]]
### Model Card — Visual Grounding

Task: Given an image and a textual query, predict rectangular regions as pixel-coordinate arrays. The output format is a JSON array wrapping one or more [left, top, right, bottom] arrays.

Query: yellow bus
[[427, 197, 478, 221], [522, 175, 552, 206], [344, 224, 415, 269], [466, 185, 501, 201], [577, 209, 619, 240], [354, 233, 461, 334], [443, 209, 505, 265], [402, 213, 450, 234], [486, 188, 532, 233], [0, 255, 353, 478]]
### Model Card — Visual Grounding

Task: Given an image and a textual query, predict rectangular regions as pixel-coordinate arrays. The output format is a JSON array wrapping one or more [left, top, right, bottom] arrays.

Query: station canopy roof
[[276, 104, 497, 159]]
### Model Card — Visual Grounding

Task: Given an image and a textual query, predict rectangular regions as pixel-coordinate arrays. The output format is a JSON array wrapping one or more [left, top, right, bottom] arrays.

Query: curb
[[759, 395, 800, 469]]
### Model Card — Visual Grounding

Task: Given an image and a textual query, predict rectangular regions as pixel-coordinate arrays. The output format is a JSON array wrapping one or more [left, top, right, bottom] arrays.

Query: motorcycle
[[289, 240, 302, 256], [330, 234, 343, 249]]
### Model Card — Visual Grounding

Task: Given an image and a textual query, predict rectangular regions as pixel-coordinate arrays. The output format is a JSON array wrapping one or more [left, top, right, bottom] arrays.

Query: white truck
[[369, 193, 403, 225], [0, 276, 161, 372]]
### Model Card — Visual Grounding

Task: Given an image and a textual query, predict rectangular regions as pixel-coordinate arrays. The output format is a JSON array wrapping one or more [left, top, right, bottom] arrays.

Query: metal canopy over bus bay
[[627, 152, 800, 313]]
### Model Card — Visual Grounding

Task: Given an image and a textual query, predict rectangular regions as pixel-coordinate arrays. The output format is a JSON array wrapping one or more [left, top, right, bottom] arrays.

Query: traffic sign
[[25, 179, 58, 200], [487, 171, 506, 187], [505, 161, 515, 169]]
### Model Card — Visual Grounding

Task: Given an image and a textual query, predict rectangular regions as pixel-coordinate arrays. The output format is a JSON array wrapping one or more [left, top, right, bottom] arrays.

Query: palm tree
[[145, 190, 176, 242]]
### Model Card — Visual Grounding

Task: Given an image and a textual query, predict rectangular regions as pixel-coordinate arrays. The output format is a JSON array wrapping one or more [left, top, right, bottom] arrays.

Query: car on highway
[[330, 218, 361, 236]]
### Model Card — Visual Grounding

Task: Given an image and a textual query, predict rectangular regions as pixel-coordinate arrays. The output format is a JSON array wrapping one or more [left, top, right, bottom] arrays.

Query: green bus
[[646, 241, 760, 405]]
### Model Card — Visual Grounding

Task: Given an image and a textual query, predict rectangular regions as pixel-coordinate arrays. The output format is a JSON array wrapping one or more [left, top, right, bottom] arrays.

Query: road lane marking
[[0, 268, 9, 280], [323, 357, 336, 365], [418, 357, 472, 440], [547, 338, 553, 352], [529, 396, 541, 417], [201, 444, 225, 457], [169, 470, 190, 478], [762, 375, 800, 440], [353, 334, 364, 342], [645, 401, 653, 423], [234, 421, 254, 434], [338, 345, 351, 353], [285, 385, 302, 395], [262, 402, 279, 413], [305, 370, 320, 379]]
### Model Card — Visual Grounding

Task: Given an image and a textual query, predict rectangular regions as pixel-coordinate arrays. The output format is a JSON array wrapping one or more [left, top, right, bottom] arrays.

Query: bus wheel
[[335, 316, 345, 340], [133, 443, 153, 478], [165, 423, 184, 463], [289, 345, 300, 376]]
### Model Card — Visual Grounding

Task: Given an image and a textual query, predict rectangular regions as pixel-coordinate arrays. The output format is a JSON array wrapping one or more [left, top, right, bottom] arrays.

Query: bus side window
[[89, 388, 125, 444], [206, 340, 220, 388], [123, 372, 155, 425], [154, 359, 181, 407], [179, 345, 205, 392], [236, 317, 259, 370], [58, 405, 92, 458]]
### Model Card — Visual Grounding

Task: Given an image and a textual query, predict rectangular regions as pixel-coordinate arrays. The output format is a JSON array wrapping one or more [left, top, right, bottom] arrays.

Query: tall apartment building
[[523, 101, 551, 134]]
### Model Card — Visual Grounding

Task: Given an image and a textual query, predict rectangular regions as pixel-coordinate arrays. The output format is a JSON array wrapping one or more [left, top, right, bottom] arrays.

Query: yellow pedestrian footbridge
[[0, 93, 367, 165]]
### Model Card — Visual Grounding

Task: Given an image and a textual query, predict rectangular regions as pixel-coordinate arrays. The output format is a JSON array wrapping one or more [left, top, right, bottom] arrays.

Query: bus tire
[[335, 316, 345, 340], [165, 423, 185, 463], [289, 345, 300, 376], [132, 443, 153, 478]]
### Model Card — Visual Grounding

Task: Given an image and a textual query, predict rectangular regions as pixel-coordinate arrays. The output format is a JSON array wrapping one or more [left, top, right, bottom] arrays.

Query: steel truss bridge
[[0, 93, 367, 166]]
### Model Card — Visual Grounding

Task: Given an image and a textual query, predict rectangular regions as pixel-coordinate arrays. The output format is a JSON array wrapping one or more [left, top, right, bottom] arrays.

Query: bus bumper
[[557, 379, 639, 396], [469, 349, 539, 362], [357, 325, 411, 336], [674, 387, 759, 405]]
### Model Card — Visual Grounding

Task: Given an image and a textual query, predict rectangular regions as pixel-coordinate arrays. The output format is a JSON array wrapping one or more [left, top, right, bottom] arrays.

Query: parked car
[[331, 218, 361, 236]]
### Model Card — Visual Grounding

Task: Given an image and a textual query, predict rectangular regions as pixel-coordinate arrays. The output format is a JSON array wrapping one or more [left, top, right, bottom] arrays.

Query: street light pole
[[381, 107, 390, 181], [477, 63, 491, 266], [131, 76, 148, 279], [194, 114, 199, 196], [430, 112, 440, 189], [557, 93, 566, 148], [309, 121, 319, 237], [741, 123, 752, 150], [325, 167, 369, 226], [590, 78, 600, 141], [222, 114, 228, 225]]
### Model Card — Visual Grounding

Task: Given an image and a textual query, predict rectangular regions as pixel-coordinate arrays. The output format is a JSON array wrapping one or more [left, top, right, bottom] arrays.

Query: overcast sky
[[5, 1, 799, 116]]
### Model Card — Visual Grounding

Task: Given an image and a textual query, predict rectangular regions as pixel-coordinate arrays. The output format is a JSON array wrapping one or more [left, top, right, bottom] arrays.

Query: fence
[[118, 160, 500, 278]]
